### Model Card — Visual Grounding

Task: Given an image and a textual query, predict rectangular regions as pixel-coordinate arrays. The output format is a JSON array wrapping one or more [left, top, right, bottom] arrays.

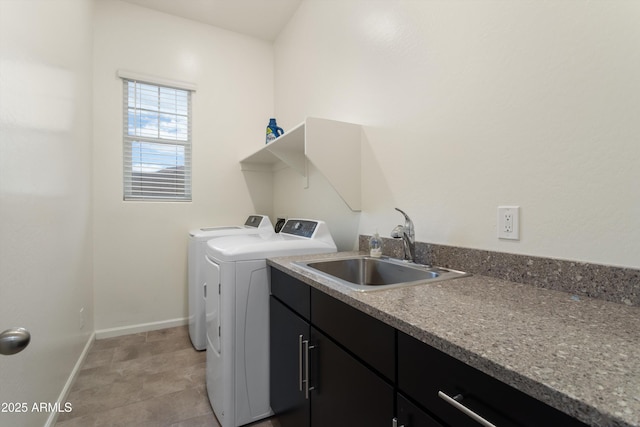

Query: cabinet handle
[[303, 340, 316, 399], [438, 391, 498, 427], [298, 337, 316, 399], [392, 417, 405, 427], [298, 335, 304, 392]]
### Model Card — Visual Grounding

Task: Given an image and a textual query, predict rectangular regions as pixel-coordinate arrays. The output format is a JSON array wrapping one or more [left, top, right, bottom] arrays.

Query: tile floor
[[55, 326, 279, 427]]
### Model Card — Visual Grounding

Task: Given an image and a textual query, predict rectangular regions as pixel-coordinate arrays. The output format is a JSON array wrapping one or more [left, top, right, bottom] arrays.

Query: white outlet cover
[[498, 206, 520, 240]]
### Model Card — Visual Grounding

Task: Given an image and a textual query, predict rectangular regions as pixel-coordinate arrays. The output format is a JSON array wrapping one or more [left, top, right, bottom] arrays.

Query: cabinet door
[[270, 296, 310, 427], [310, 327, 394, 427], [311, 288, 395, 381]]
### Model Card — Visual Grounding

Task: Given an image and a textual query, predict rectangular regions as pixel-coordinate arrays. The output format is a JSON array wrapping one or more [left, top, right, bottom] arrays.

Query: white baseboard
[[44, 332, 95, 427], [95, 317, 188, 340]]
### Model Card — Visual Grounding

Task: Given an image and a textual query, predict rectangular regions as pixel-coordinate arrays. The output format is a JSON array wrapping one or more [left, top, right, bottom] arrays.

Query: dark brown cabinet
[[270, 268, 393, 427], [398, 329, 588, 427], [270, 267, 588, 427], [269, 296, 310, 427], [310, 326, 393, 427], [310, 287, 395, 382]]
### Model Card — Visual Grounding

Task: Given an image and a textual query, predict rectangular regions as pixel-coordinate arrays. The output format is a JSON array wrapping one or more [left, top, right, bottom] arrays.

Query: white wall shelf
[[240, 117, 362, 211]]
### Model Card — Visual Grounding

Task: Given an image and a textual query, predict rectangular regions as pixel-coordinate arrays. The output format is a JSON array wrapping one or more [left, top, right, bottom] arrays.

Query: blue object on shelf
[[266, 118, 284, 144]]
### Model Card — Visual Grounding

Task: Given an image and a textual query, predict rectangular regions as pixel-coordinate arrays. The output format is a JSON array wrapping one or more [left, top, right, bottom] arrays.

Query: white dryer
[[204, 219, 337, 427], [188, 215, 274, 350]]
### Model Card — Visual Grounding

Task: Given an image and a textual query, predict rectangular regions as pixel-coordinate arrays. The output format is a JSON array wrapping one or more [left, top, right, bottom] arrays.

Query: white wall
[[93, 0, 274, 332], [0, 0, 94, 425], [274, 0, 640, 269], [273, 164, 361, 251]]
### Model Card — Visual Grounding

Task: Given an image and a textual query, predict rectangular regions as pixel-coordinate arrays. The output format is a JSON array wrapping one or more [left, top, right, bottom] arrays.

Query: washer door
[[204, 256, 221, 354]]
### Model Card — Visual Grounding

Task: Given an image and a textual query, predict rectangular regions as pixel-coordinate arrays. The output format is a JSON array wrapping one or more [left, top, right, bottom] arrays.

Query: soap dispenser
[[369, 231, 383, 258]]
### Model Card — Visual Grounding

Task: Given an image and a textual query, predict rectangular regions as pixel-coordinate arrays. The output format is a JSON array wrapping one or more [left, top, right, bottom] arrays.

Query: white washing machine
[[204, 219, 337, 427], [188, 215, 274, 350]]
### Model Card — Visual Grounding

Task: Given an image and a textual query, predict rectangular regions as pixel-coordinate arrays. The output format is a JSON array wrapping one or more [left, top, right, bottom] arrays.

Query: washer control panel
[[244, 215, 263, 227], [280, 220, 318, 238]]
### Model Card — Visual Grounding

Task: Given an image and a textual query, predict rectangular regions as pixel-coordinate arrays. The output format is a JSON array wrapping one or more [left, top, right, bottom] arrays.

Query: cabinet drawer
[[398, 332, 587, 427], [270, 267, 310, 320], [311, 288, 395, 381]]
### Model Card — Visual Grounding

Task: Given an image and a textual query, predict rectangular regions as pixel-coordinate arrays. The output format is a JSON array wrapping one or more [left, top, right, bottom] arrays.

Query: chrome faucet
[[391, 208, 415, 262]]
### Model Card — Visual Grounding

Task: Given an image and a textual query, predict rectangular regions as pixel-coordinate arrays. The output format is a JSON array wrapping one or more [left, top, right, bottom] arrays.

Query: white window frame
[[119, 71, 195, 202]]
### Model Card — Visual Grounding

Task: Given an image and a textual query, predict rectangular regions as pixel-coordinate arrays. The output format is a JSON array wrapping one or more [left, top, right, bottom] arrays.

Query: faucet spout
[[392, 208, 416, 262]]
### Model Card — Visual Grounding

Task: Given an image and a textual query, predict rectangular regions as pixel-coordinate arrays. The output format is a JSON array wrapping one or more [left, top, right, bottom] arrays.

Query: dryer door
[[204, 255, 221, 354]]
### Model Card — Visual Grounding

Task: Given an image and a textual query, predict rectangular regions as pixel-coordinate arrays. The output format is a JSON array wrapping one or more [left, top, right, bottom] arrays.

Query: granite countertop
[[267, 251, 640, 427]]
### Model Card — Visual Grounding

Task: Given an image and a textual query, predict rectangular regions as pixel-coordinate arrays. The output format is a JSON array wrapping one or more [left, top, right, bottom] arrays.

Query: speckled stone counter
[[267, 252, 640, 427]]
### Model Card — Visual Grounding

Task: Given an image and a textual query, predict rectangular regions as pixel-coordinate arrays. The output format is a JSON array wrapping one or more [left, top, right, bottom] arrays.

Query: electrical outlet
[[498, 206, 520, 240], [504, 212, 513, 233]]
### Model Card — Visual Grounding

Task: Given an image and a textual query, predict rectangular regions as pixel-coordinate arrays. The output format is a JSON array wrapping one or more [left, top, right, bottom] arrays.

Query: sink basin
[[294, 256, 469, 292]]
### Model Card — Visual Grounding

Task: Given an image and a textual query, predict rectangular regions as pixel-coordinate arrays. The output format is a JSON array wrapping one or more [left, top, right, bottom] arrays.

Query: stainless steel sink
[[294, 256, 469, 292]]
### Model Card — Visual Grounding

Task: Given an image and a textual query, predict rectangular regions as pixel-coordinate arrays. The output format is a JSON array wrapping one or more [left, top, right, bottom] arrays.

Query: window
[[122, 77, 192, 201]]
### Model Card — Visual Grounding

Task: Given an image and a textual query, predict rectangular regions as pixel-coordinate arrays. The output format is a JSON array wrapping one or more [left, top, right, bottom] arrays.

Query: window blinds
[[123, 79, 192, 201]]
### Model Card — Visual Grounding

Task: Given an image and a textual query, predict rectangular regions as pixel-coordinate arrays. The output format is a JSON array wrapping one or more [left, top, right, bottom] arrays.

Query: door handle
[[0, 328, 31, 355]]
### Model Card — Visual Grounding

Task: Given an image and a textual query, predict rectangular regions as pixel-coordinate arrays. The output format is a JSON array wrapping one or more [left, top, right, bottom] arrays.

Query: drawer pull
[[438, 391, 498, 427]]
